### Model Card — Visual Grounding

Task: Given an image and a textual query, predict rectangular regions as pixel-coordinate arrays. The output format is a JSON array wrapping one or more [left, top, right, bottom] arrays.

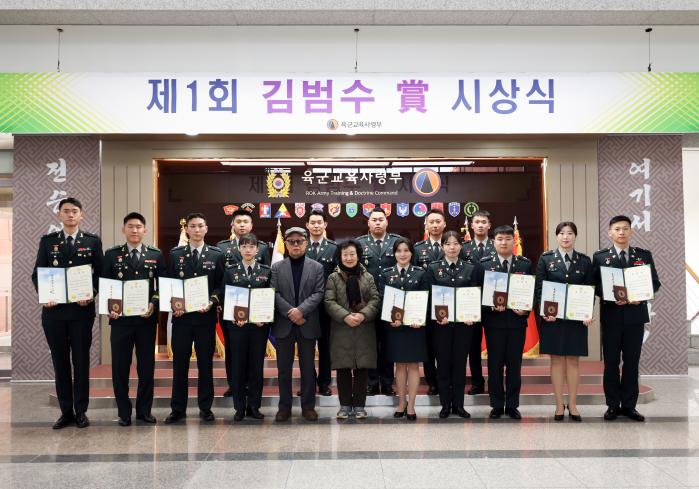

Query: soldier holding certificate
[[592, 215, 660, 422], [479, 225, 531, 420], [164, 213, 224, 424], [534, 221, 594, 422], [32, 197, 102, 429], [221, 233, 271, 422], [101, 212, 166, 426], [423, 231, 480, 419]]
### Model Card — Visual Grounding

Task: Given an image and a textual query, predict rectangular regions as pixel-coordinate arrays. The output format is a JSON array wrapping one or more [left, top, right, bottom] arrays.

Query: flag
[[463, 215, 472, 242], [423, 217, 429, 241], [266, 218, 286, 358], [512, 216, 540, 357], [167, 219, 189, 359]]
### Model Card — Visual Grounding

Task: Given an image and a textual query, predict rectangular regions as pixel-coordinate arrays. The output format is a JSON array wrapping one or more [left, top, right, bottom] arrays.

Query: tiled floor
[[1, 369, 698, 489]]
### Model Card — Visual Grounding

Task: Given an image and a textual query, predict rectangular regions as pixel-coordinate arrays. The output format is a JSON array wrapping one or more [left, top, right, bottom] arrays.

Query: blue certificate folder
[[37, 267, 67, 304], [539, 280, 567, 319]]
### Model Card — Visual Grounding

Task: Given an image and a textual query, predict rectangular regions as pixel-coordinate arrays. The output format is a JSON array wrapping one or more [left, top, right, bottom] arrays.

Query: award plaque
[[613, 285, 628, 302], [391, 306, 404, 323], [171, 296, 185, 313], [543, 300, 558, 318], [108, 298, 122, 315], [434, 304, 449, 321], [234, 305, 249, 322], [493, 290, 508, 307]]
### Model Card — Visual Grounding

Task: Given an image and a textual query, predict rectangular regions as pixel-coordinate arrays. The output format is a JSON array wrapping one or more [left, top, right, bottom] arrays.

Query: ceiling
[[1, 1, 699, 26]]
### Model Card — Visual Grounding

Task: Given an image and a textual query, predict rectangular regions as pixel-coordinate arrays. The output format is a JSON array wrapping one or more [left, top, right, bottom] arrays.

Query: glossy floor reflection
[[1, 368, 698, 488]]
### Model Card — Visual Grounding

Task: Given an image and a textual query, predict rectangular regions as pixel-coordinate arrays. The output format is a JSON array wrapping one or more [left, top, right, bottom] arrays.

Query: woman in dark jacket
[[324, 240, 380, 420], [378, 238, 426, 421], [535, 221, 594, 422], [423, 230, 480, 419]]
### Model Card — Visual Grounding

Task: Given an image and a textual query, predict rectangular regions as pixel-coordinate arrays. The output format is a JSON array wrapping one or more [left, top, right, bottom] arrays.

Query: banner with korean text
[[0, 72, 698, 134]]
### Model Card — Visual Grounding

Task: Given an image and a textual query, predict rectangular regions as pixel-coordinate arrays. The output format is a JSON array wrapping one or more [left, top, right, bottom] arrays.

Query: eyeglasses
[[286, 239, 306, 246]]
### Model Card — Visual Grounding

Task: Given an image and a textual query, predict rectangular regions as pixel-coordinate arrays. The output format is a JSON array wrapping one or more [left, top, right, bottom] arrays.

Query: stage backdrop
[[598, 135, 687, 375], [11, 136, 101, 380]]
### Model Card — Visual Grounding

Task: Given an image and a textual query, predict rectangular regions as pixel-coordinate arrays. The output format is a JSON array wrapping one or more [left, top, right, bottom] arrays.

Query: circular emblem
[[173, 300, 184, 310], [179, 271, 185, 278], [272, 176, 285, 191], [327, 119, 339, 130], [546, 304, 556, 316], [235, 309, 247, 320], [464, 201, 480, 217], [53, 260, 59, 266], [412, 169, 441, 198], [412, 202, 428, 218], [495, 295, 506, 306], [437, 308, 448, 320], [111, 303, 120, 312], [617, 289, 627, 300]]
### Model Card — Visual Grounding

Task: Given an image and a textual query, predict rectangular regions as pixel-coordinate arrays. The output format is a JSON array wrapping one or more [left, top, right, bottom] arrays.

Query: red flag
[[512, 216, 540, 357]]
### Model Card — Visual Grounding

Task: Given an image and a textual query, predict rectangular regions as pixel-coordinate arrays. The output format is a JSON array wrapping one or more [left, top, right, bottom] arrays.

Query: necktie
[[247, 265, 253, 276], [502, 259, 509, 272], [478, 242, 484, 255], [433, 242, 440, 255], [131, 248, 139, 268], [564, 254, 571, 269], [192, 248, 199, 264], [619, 250, 627, 268], [66, 236, 74, 255], [449, 263, 456, 272], [400, 268, 406, 279], [376, 239, 382, 250], [312, 242, 319, 257]]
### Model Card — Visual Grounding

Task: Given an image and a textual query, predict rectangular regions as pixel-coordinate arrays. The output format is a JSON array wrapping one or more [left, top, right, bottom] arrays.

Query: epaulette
[[171, 245, 186, 252], [41, 231, 61, 239], [632, 246, 649, 254], [106, 244, 123, 252], [515, 255, 531, 262], [411, 265, 425, 272], [389, 233, 402, 239], [207, 245, 222, 252], [146, 245, 160, 252], [81, 231, 99, 238], [415, 240, 429, 246], [324, 239, 337, 245], [480, 256, 494, 262], [541, 250, 554, 256], [593, 248, 611, 255], [258, 263, 271, 269], [216, 239, 232, 246]]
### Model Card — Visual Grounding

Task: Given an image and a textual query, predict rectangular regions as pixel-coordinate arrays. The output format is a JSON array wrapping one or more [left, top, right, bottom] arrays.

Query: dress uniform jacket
[[461, 238, 497, 264], [412, 239, 444, 269], [31, 229, 103, 417], [217, 238, 271, 267]]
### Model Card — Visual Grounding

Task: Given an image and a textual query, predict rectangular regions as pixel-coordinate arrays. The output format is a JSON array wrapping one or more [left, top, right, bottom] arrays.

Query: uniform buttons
[[68, 261, 72, 265], [194, 273, 198, 276], [135, 271, 139, 275], [451, 279, 455, 282], [248, 285, 251, 288]]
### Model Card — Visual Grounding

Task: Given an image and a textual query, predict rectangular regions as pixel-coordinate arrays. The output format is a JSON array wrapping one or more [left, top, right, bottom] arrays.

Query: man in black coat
[[592, 215, 661, 422], [32, 197, 103, 429]]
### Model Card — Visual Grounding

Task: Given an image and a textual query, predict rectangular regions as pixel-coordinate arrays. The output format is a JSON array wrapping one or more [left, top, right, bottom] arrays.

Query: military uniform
[[306, 238, 338, 391], [101, 243, 166, 421], [168, 243, 224, 415], [592, 246, 660, 411], [31, 229, 103, 419], [534, 249, 594, 356], [378, 265, 428, 363], [479, 254, 532, 411], [221, 261, 272, 413], [423, 258, 480, 411], [216, 237, 271, 391], [461, 238, 496, 392], [356, 232, 401, 393]]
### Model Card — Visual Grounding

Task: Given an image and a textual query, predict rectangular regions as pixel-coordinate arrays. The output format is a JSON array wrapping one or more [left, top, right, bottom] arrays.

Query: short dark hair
[[493, 225, 514, 237], [441, 230, 462, 245], [368, 207, 386, 218], [426, 209, 446, 221], [238, 233, 258, 248], [231, 209, 253, 220], [609, 215, 631, 227], [306, 209, 326, 223], [336, 239, 363, 263], [58, 197, 83, 211], [555, 221, 577, 235], [472, 210, 491, 221], [392, 237, 414, 255], [185, 212, 207, 224], [123, 212, 146, 226]]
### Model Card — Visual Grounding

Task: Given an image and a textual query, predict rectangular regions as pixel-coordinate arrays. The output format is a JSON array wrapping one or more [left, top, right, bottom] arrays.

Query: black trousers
[[368, 322, 394, 388], [222, 323, 233, 390], [423, 323, 438, 388], [42, 317, 93, 416], [601, 322, 644, 409], [276, 328, 317, 411], [227, 323, 269, 412], [484, 327, 526, 409], [468, 323, 485, 389], [110, 322, 156, 419], [170, 321, 215, 413], [316, 306, 332, 389], [433, 322, 472, 408], [336, 368, 368, 407]]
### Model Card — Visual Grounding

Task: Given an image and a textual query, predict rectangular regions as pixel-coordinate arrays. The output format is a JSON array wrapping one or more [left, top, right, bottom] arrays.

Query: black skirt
[[386, 322, 428, 363], [539, 318, 588, 356]]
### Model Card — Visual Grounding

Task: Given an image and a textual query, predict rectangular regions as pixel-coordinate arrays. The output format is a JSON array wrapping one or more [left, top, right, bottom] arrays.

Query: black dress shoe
[[296, 389, 301, 396], [164, 411, 186, 424], [233, 410, 245, 422], [381, 385, 396, 396], [199, 410, 215, 422], [246, 407, 265, 420], [366, 384, 380, 396], [406, 412, 417, 421], [275, 410, 291, 422], [452, 406, 471, 419], [118, 416, 131, 427], [439, 405, 451, 418], [393, 408, 407, 418], [427, 385, 438, 396], [566, 405, 582, 422], [554, 405, 565, 422], [603, 407, 619, 421], [621, 408, 645, 422], [468, 385, 485, 395], [505, 408, 522, 420], [136, 413, 157, 424], [222, 389, 233, 397], [318, 385, 332, 396], [489, 408, 504, 419], [75, 412, 90, 428], [52, 414, 74, 430]]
